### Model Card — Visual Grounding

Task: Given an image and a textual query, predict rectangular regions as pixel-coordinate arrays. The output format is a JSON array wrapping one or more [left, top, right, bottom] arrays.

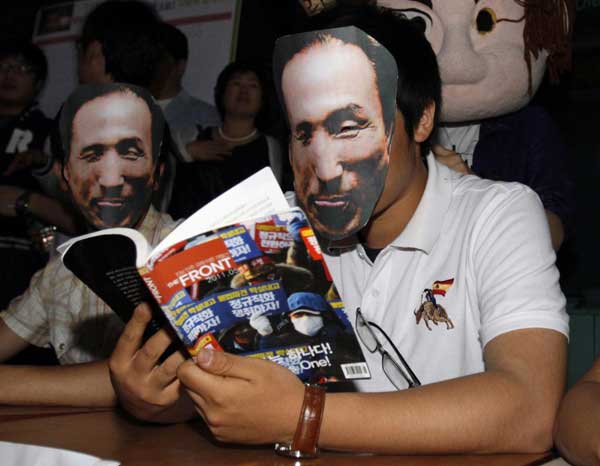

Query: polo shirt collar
[[323, 153, 456, 255], [388, 153, 454, 254]]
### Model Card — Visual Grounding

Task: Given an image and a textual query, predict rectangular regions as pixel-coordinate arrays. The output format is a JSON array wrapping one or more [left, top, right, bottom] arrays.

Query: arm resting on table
[[0, 360, 116, 407], [554, 357, 600, 466], [178, 327, 566, 453], [318, 328, 567, 454]]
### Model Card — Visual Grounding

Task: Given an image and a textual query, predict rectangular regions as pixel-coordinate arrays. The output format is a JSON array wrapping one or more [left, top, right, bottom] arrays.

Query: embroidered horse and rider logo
[[414, 278, 455, 330]]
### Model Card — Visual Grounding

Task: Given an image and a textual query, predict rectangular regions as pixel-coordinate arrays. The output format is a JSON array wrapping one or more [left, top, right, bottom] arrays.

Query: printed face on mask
[[282, 38, 391, 240], [64, 90, 156, 229], [291, 310, 324, 337]]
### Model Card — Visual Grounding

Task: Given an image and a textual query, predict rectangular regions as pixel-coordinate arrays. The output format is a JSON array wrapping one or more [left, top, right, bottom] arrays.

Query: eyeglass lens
[[0, 62, 33, 75], [355, 308, 420, 389], [356, 309, 378, 352]]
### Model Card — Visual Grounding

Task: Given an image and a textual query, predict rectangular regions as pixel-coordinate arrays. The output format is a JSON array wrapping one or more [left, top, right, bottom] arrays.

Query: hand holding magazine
[[59, 168, 370, 384]]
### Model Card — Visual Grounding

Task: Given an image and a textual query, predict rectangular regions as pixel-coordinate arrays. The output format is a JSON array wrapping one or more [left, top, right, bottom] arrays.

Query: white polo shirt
[[323, 154, 569, 393]]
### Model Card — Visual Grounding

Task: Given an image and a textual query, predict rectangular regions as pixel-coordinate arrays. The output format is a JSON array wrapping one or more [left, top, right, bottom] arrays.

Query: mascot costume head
[[375, 0, 574, 123]]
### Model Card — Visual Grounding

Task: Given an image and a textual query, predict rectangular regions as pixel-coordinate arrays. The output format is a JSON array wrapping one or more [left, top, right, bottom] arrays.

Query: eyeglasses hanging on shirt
[[355, 307, 421, 389]]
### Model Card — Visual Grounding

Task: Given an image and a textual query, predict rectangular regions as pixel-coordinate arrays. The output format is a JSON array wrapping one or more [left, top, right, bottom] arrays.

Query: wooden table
[[0, 406, 557, 466]]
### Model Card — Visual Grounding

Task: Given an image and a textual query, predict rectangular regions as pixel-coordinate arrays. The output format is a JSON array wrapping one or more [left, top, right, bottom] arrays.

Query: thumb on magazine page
[[193, 348, 259, 381]]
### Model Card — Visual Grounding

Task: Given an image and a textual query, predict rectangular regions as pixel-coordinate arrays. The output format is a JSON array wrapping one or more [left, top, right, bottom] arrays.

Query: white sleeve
[[170, 126, 198, 163], [473, 186, 569, 347]]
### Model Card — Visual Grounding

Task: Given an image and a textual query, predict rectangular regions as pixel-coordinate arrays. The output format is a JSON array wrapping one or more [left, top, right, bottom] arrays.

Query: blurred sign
[[33, 0, 241, 116]]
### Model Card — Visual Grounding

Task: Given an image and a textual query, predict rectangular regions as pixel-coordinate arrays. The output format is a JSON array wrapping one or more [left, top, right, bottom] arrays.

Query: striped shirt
[[0, 207, 178, 364]]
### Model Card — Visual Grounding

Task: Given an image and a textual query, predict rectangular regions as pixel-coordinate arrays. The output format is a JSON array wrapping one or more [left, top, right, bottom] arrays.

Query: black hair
[[0, 40, 48, 86], [79, 0, 162, 87], [157, 22, 188, 62], [273, 5, 441, 141], [214, 61, 271, 130], [58, 83, 164, 165]]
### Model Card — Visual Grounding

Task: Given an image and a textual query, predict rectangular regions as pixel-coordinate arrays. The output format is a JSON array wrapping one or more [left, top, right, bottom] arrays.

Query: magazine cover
[[142, 208, 370, 384]]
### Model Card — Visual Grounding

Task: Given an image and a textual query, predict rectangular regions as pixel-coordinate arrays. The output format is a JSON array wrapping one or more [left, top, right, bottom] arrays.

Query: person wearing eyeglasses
[[108, 4, 568, 456], [0, 41, 79, 312]]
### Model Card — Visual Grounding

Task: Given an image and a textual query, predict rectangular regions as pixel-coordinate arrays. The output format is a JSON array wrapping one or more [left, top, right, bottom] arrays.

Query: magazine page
[[141, 208, 370, 384], [58, 228, 151, 267], [149, 167, 289, 263], [61, 233, 167, 337]]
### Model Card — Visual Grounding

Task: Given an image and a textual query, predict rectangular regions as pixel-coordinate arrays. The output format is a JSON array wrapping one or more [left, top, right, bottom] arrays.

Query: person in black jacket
[[0, 41, 77, 309]]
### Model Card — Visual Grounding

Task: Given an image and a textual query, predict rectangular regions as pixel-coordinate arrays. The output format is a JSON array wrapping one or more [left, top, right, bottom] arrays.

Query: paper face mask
[[59, 83, 164, 230], [273, 27, 398, 241]]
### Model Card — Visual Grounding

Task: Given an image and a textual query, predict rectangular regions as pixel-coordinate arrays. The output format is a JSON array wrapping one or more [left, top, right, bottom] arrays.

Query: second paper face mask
[[59, 83, 164, 230]]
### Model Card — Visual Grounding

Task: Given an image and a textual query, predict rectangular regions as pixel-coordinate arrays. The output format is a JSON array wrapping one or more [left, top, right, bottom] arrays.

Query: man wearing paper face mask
[[109, 5, 567, 454], [0, 83, 179, 408], [278, 26, 397, 240], [59, 84, 163, 230]]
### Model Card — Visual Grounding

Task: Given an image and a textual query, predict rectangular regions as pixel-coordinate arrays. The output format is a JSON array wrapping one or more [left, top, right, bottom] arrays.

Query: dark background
[[1, 0, 599, 302]]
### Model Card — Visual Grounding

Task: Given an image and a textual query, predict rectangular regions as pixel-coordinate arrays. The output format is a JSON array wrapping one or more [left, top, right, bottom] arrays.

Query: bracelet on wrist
[[274, 383, 326, 459]]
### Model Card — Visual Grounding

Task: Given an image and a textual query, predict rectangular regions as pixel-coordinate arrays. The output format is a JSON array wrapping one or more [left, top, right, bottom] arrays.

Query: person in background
[[151, 22, 220, 158], [149, 21, 220, 214], [75, 0, 178, 212], [0, 41, 79, 310], [554, 357, 600, 466], [76, 0, 161, 87], [4, 1, 167, 230], [169, 61, 284, 219]]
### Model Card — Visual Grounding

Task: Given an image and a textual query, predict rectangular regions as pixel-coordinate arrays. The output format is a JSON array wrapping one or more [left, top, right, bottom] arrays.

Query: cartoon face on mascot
[[374, 0, 574, 251], [376, 0, 573, 122]]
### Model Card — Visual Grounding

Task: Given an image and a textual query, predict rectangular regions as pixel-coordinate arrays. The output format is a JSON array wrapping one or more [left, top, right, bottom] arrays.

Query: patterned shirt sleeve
[[0, 263, 52, 347]]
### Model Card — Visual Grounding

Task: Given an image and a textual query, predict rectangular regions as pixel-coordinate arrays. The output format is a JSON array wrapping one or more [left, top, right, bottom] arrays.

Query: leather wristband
[[275, 383, 326, 458], [14, 190, 32, 217]]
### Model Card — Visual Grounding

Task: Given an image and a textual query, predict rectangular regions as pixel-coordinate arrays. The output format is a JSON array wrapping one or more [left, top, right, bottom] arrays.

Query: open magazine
[[58, 168, 370, 384]]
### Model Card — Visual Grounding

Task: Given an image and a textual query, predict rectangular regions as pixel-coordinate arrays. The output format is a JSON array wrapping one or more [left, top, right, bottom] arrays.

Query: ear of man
[[413, 101, 435, 143]]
